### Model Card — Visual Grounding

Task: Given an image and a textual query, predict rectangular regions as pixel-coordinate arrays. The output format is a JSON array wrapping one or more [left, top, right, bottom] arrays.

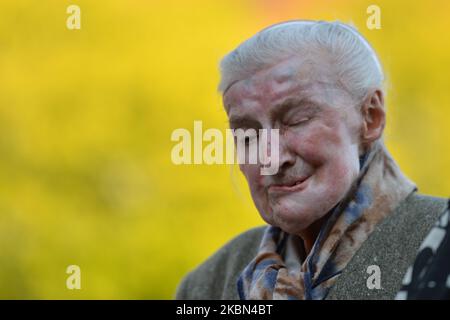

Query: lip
[[268, 175, 311, 194]]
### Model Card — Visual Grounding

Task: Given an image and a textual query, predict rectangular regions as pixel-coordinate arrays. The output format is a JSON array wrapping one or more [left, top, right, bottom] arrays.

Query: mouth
[[268, 175, 311, 194]]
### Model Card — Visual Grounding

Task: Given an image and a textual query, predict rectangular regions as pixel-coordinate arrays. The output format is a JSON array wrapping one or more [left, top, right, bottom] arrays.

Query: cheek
[[305, 123, 360, 190], [240, 164, 263, 190], [285, 120, 360, 185], [326, 156, 359, 186], [285, 122, 346, 165]]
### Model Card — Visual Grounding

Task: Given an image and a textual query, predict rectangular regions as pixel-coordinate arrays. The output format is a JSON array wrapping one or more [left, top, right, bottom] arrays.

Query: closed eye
[[287, 117, 311, 126]]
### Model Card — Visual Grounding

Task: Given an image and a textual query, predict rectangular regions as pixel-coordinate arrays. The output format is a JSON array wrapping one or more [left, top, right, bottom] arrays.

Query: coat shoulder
[[175, 226, 266, 300], [327, 192, 448, 300], [404, 192, 447, 212]]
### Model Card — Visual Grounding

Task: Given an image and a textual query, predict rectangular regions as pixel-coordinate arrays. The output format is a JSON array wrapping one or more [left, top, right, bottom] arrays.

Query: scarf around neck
[[237, 142, 416, 300]]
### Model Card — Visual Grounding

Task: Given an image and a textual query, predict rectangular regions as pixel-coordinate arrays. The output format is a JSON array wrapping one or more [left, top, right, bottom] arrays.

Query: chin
[[265, 204, 317, 235]]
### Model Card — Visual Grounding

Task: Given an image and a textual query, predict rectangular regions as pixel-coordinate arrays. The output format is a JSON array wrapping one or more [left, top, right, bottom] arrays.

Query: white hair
[[219, 20, 384, 103]]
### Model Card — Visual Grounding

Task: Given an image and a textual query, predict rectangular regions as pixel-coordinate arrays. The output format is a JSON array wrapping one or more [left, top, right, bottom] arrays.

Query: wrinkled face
[[223, 56, 364, 235]]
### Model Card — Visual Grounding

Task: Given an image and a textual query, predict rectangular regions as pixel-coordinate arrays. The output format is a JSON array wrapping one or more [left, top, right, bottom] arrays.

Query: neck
[[298, 214, 331, 255]]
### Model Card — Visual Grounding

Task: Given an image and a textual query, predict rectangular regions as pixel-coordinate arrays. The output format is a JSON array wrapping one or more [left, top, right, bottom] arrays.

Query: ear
[[360, 89, 386, 148]]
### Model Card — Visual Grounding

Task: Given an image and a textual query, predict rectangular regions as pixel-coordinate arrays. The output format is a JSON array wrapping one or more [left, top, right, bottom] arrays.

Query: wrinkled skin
[[223, 56, 384, 250]]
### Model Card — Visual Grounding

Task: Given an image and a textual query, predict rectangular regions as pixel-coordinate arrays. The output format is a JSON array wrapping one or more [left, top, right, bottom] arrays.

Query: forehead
[[223, 56, 340, 116]]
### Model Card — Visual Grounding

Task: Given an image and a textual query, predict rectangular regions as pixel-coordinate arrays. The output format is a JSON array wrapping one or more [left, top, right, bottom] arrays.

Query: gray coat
[[175, 192, 447, 300]]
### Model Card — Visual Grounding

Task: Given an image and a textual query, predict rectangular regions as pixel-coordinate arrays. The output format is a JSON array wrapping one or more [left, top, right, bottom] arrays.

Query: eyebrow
[[228, 97, 321, 129], [228, 116, 261, 130]]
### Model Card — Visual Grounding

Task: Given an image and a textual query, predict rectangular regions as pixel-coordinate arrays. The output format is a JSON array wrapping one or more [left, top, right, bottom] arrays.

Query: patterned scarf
[[237, 142, 416, 300]]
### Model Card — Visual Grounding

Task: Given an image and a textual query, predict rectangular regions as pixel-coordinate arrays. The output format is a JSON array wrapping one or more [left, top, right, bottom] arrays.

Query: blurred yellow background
[[0, 0, 448, 299]]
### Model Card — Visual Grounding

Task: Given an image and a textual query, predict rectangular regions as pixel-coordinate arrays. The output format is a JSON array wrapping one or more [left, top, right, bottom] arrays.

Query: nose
[[278, 139, 296, 172], [264, 133, 296, 174]]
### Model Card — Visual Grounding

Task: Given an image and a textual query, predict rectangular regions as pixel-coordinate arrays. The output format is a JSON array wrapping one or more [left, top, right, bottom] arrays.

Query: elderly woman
[[175, 20, 447, 300]]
